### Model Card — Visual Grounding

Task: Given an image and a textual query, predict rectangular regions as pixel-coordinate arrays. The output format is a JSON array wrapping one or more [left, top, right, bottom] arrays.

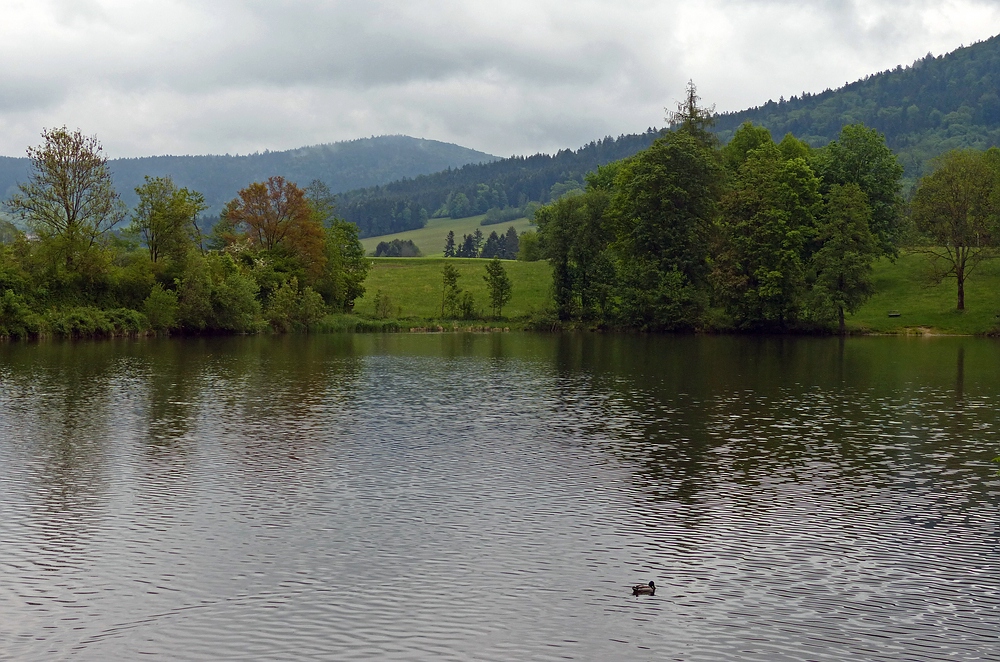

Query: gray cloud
[[0, 0, 997, 158]]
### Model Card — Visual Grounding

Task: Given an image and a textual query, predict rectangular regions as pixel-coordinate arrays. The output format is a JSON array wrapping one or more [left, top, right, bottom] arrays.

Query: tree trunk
[[838, 305, 846, 335], [957, 276, 965, 310]]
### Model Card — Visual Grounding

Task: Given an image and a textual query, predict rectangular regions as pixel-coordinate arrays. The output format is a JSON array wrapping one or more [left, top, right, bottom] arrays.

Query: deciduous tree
[[809, 184, 879, 332], [910, 149, 1000, 310], [130, 176, 206, 265], [483, 257, 512, 318], [223, 176, 327, 283], [818, 124, 904, 257], [4, 127, 126, 266]]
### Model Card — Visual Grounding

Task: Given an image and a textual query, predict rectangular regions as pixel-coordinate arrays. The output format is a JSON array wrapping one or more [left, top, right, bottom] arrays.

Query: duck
[[632, 581, 656, 596]]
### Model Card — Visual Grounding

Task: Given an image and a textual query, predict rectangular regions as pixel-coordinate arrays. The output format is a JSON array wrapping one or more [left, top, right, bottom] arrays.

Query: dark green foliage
[[336, 130, 662, 237], [144, 283, 179, 331], [443, 230, 456, 257], [713, 36, 1000, 180], [712, 143, 822, 328], [374, 239, 421, 257], [0, 289, 40, 338], [503, 226, 519, 259], [481, 206, 527, 226], [611, 130, 724, 293], [808, 184, 880, 331], [480, 231, 502, 259], [536, 188, 615, 321], [815, 125, 904, 256]]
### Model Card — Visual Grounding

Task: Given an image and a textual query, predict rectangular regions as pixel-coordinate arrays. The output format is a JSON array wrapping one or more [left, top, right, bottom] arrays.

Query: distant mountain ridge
[[0, 135, 497, 216], [713, 34, 1000, 179], [336, 130, 664, 237]]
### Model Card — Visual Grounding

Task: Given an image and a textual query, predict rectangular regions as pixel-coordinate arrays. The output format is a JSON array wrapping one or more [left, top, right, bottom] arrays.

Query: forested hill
[[336, 129, 662, 237], [0, 135, 497, 216], [713, 34, 1000, 178]]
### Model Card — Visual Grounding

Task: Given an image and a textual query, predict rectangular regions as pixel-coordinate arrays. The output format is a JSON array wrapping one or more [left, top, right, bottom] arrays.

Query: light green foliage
[[483, 257, 513, 318], [317, 219, 369, 311], [372, 289, 395, 319], [4, 127, 126, 265], [910, 148, 1000, 310], [266, 277, 327, 331], [777, 133, 812, 162], [441, 263, 460, 317], [517, 231, 542, 261], [808, 184, 879, 331], [176, 253, 262, 333], [721, 122, 774, 171], [143, 283, 179, 331], [130, 176, 206, 266]]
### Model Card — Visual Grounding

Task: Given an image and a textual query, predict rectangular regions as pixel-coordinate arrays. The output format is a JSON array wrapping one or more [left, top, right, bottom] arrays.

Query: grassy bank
[[359, 214, 535, 257], [349, 252, 1000, 335], [849, 251, 1000, 334], [353, 257, 552, 320]]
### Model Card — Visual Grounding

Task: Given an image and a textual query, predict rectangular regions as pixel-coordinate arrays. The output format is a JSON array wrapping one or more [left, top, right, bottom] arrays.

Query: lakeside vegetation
[[8, 43, 1000, 339]]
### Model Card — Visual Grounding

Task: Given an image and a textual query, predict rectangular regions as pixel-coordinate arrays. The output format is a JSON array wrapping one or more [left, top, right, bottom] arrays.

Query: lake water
[[0, 333, 997, 660]]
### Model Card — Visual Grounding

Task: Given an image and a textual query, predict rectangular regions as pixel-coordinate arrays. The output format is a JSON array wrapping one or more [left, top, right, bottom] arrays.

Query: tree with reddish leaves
[[222, 176, 327, 283]]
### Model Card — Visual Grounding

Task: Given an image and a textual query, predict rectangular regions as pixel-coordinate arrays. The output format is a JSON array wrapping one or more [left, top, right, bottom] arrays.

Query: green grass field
[[360, 214, 536, 257], [849, 250, 1000, 334], [350, 251, 1000, 333], [354, 257, 553, 319]]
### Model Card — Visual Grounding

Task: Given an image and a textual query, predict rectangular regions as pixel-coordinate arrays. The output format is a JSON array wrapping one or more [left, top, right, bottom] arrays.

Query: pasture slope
[[351, 252, 1000, 334]]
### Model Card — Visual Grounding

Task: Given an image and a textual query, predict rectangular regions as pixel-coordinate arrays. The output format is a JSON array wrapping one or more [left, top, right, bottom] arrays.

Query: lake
[[0, 333, 997, 660]]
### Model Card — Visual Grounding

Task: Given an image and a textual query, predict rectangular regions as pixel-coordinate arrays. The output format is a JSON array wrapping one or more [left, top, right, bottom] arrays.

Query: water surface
[[0, 334, 997, 660]]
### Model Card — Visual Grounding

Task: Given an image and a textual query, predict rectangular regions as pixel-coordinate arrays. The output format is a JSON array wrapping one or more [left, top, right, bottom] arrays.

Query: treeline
[[444, 226, 520, 260], [0, 128, 369, 339], [335, 130, 663, 237], [714, 34, 1000, 179], [536, 87, 908, 333]]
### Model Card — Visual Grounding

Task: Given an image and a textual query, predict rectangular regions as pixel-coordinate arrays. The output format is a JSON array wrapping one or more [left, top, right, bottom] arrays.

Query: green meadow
[[850, 251, 1000, 335], [359, 214, 536, 257], [349, 251, 1000, 334], [353, 257, 552, 319]]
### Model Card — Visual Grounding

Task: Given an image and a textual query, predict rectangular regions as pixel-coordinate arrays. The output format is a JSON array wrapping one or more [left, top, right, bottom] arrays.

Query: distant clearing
[[360, 215, 535, 257], [355, 257, 552, 319]]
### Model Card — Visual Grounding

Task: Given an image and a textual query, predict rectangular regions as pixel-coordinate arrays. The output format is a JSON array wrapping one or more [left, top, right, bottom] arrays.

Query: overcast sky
[[1, 0, 998, 159]]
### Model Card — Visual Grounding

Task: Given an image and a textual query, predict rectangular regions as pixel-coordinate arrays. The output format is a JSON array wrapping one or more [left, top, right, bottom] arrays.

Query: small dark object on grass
[[632, 581, 655, 596], [888, 310, 901, 317]]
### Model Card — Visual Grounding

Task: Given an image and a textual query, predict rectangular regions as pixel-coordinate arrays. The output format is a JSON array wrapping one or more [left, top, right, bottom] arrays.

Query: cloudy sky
[[1, 0, 998, 159]]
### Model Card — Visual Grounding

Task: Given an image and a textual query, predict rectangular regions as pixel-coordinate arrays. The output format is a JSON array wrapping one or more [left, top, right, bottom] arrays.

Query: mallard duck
[[632, 581, 655, 596]]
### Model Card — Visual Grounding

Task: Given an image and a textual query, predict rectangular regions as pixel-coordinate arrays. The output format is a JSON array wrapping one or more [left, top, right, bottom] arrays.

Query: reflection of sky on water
[[0, 334, 997, 660]]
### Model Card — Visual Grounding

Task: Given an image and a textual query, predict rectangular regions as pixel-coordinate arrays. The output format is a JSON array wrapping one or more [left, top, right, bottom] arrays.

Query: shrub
[[144, 283, 179, 331], [0, 289, 40, 338]]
